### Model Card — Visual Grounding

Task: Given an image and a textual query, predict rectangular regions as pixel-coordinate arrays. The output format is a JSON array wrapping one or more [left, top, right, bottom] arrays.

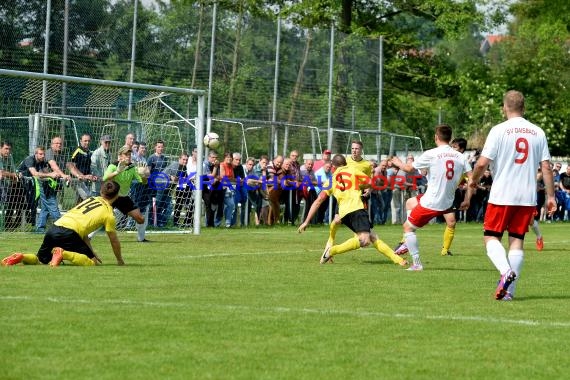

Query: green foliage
[[3, 0, 570, 155], [481, 0, 570, 154]]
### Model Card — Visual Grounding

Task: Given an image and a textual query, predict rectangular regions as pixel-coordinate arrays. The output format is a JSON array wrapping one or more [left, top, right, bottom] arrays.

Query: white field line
[[2, 295, 570, 328]]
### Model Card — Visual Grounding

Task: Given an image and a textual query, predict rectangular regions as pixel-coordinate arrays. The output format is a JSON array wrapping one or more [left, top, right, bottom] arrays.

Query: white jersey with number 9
[[481, 116, 551, 206]]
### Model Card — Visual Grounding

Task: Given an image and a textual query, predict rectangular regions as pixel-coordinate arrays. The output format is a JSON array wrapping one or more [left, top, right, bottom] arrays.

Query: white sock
[[404, 231, 421, 266], [532, 220, 541, 239], [486, 239, 511, 275], [507, 249, 524, 296], [136, 209, 148, 241]]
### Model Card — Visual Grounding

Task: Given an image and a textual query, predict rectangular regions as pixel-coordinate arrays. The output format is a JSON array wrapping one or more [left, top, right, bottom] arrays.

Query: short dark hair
[[351, 140, 363, 148], [100, 180, 120, 199], [435, 124, 453, 143], [332, 154, 347, 167], [1, 140, 12, 148], [451, 137, 467, 152]]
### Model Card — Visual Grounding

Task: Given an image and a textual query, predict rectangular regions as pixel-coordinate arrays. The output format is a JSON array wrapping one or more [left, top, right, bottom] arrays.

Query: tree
[[502, 0, 570, 154]]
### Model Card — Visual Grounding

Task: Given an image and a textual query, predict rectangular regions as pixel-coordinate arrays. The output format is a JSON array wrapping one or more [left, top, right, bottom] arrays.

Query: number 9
[[515, 138, 528, 164]]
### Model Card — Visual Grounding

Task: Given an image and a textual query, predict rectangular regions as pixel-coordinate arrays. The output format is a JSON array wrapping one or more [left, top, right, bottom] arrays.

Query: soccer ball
[[203, 132, 220, 149]]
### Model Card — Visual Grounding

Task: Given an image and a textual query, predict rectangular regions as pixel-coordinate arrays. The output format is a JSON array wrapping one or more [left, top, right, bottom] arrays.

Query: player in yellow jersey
[[323, 141, 374, 255], [1, 181, 125, 267], [298, 154, 407, 266]]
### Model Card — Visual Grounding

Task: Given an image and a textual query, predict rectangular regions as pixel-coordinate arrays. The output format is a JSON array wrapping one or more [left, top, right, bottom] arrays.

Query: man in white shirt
[[469, 90, 556, 301], [390, 124, 473, 271]]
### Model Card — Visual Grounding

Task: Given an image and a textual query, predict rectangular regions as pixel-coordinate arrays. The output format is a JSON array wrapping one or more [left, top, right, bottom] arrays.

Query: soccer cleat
[[501, 292, 514, 301], [441, 249, 453, 256], [138, 239, 151, 243], [536, 237, 544, 251], [320, 246, 332, 264], [1, 253, 24, 266], [495, 269, 516, 300], [398, 259, 409, 268], [406, 264, 423, 271], [49, 247, 64, 267], [394, 242, 409, 256]]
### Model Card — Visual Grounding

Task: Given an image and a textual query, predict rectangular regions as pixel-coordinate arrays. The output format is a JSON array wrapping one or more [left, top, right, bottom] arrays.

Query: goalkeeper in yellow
[[298, 154, 407, 266], [2, 180, 125, 267]]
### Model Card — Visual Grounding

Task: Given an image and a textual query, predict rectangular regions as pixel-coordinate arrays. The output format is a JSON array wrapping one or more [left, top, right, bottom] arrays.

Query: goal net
[[328, 128, 424, 160], [0, 69, 205, 234], [209, 119, 323, 160]]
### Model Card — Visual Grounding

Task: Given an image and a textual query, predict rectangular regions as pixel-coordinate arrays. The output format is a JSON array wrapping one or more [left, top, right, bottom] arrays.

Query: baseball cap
[[118, 146, 132, 155], [101, 134, 112, 142], [323, 149, 332, 154]]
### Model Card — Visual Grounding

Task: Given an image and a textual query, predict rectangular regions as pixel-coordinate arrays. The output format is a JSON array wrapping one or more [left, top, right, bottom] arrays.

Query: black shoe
[[138, 239, 151, 243]]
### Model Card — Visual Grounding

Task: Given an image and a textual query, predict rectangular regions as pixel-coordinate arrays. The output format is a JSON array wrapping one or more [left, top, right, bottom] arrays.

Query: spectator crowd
[[1, 133, 569, 232]]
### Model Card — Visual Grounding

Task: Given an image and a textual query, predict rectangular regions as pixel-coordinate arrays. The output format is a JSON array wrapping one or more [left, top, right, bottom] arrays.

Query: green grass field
[[1, 222, 569, 379]]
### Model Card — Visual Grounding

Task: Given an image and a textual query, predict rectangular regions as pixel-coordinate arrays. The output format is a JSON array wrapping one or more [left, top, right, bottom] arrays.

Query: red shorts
[[408, 198, 452, 228], [484, 204, 535, 236]]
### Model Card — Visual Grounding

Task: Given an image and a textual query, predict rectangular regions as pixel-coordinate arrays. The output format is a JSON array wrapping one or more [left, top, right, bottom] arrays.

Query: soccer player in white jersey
[[469, 90, 556, 301], [390, 124, 473, 271]]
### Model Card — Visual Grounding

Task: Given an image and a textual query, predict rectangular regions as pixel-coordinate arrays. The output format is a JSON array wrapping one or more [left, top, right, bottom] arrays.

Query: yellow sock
[[62, 250, 95, 266], [327, 221, 339, 246], [330, 236, 360, 256], [441, 226, 455, 255], [374, 239, 405, 265], [22, 254, 40, 265]]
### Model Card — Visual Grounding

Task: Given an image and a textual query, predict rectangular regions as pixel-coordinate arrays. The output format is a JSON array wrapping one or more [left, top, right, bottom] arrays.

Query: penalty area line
[[2, 295, 570, 329]]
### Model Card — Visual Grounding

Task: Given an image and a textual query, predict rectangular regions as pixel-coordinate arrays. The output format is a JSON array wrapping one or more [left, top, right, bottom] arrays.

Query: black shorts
[[112, 195, 137, 216], [37, 225, 94, 264], [341, 209, 372, 234]]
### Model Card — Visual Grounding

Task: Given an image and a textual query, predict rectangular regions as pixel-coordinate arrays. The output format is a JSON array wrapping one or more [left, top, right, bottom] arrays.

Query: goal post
[[0, 68, 206, 235]]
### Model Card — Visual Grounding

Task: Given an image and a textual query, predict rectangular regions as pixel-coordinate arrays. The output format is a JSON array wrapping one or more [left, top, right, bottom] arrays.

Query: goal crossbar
[[0, 69, 205, 96]]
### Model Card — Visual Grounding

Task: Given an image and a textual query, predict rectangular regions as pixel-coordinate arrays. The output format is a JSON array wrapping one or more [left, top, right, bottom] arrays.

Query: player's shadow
[[361, 260, 403, 266], [514, 294, 570, 301], [430, 266, 496, 273]]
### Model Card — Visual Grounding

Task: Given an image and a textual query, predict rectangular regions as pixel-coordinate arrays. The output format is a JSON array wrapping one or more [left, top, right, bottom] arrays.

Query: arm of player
[[389, 156, 415, 174], [106, 231, 125, 265], [83, 236, 102, 264], [459, 171, 474, 211], [469, 155, 490, 186], [541, 160, 557, 216], [298, 191, 328, 233]]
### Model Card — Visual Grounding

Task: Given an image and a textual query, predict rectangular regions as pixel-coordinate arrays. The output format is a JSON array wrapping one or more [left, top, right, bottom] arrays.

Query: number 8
[[445, 160, 454, 180]]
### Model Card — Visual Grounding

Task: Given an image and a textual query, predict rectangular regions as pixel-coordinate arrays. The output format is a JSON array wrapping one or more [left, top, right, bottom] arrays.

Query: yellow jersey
[[346, 156, 373, 177], [325, 165, 368, 218], [55, 196, 116, 239]]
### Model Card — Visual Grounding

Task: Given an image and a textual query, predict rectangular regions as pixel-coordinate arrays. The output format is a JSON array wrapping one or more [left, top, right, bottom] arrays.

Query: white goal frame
[[0, 68, 206, 235]]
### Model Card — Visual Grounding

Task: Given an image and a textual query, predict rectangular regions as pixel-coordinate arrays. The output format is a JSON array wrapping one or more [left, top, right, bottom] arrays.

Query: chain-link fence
[[1, 1, 438, 165]]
